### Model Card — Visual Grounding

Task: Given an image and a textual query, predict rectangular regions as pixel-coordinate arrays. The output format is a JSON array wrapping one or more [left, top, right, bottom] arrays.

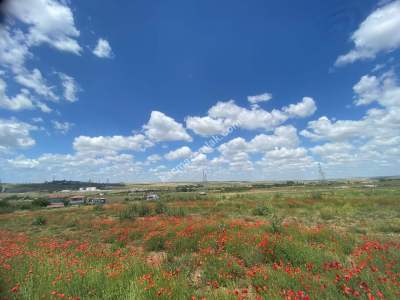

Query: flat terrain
[[0, 181, 399, 299]]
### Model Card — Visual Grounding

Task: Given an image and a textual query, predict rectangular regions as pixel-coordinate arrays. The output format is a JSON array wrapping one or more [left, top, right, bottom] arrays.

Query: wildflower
[[10, 283, 20, 293], [368, 293, 375, 300]]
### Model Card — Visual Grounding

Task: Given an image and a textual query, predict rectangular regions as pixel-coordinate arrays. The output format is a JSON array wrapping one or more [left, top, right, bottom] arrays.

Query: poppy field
[[0, 184, 400, 299]]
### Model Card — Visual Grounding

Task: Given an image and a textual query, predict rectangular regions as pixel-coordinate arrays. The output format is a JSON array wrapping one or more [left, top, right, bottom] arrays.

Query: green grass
[[1, 183, 400, 299]]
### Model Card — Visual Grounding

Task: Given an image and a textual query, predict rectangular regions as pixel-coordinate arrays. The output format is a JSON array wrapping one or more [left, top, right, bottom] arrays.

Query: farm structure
[[69, 196, 85, 206], [86, 198, 107, 205]]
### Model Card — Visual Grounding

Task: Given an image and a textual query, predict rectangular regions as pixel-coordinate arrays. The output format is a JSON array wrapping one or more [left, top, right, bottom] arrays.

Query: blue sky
[[1, 0, 400, 182]]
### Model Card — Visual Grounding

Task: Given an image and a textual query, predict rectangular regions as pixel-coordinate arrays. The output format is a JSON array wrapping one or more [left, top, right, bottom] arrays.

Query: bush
[[119, 205, 137, 220], [0, 200, 14, 214], [93, 205, 104, 212], [119, 203, 152, 220], [320, 207, 336, 220], [311, 191, 322, 200], [270, 215, 283, 233], [145, 235, 166, 251], [155, 201, 167, 214], [16, 202, 33, 210], [32, 198, 49, 207], [166, 207, 186, 217], [32, 216, 47, 225], [252, 205, 272, 216], [137, 203, 151, 217]]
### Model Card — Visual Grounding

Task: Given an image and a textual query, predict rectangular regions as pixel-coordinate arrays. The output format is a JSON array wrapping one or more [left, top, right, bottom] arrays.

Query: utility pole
[[202, 169, 208, 184], [318, 163, 326, 182]]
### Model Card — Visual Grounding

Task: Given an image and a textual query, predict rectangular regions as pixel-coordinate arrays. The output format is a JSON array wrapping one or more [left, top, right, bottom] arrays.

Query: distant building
[[47, 203, 64, 209], [146, 193, 159, 201], [87, 198, 106, 205], [70, 196, 85, 206], [48, 194, 66, 203], [79, 187, 97, 192], [363, 184, 377, 188]]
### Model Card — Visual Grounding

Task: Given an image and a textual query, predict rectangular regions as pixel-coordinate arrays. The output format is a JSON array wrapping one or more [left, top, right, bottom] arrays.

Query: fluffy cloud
[[186, 98, 316, 137], [15, 68, 58, 100], [164, 146, 193, 160], [0, 78, 35, 111], [336, 1, 400, 66], [353, 71, 400, 108], [218, 137, 249, 157], [144, 111, 192, 142], [52, 121, 74, 134], [0, 28, 30, 72], [282, 97, 316, 118], [73, 134, 153, 154], [209, 100, 288, 131], [302, 70, 400, 143], [301, 116, 365, 142], [186, 116, 230, 137], [0, 0, 83, 111], [5, 152, 143, 182], [353, 74, 381, 106], [59, 73, 79, 102], [186, 100, 287, 136], [0, 118, 37, 151], [217, 125, 300, 157], [8, 155, 39, 168], [93, 38, 113, 58], [5, 0, 82, 54], [248, 125, 300, 152], [213, 125, 302, 172], [257, 147, 314, 175], [310, 142, 357, 165], [146, 154, 162, 163], [247, 92, 272, 104]]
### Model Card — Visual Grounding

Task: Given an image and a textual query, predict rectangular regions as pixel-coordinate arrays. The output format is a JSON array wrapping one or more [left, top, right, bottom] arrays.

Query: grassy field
[[0, 182, 399, 299]]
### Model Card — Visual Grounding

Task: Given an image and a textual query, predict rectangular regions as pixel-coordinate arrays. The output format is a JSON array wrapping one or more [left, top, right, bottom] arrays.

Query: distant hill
[[2, 180, 125, 193]]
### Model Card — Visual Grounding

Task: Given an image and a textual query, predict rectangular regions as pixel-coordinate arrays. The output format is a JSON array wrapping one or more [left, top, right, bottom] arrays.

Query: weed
[[32, 216, 47, 225]]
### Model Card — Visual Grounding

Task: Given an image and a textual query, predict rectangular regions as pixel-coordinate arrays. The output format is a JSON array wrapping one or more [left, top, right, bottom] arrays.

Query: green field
[[0, 180, 399, 299]]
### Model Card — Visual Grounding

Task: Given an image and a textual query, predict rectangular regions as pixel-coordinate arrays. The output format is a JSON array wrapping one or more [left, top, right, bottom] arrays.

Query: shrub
[[166, 207, 186, 217], [311, 191, 322, 200], [16, 202, 33, 210], [320, 207, 336, 220], [32, 198, 49, 207], [119, 203, 152, 220], [137, 203, 151, 217], [0, 200, 14, 214], [270, 215, 283, 233], [155, 201, 167, 214], [119, 205, 137, 220], [252, 205, 272, 216], [32, 216, 47, 225], [145, 235, 166, 251], [93, 205, 104, 212]]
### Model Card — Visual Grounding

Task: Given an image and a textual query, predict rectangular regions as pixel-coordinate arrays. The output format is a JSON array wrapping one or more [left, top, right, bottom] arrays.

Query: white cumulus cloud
[[164, 146, 193, 160], [336, 0, 400, 66], [247, 92, 272, 104], [59, 73, 80, 102], [93, 38, 113, 58], [282, 97, 317, 118], [0, 118, 37, 151], [144, 111, 192, 142]]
